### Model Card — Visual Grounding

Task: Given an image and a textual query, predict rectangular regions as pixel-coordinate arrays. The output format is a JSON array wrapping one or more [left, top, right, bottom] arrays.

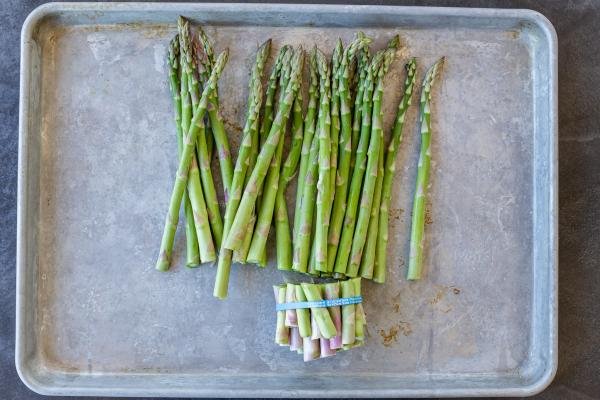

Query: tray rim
[[16, 2, 558, 397]]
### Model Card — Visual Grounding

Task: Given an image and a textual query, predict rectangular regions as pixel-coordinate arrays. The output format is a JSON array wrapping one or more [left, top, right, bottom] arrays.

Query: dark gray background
[[1, 1, 597, 399]]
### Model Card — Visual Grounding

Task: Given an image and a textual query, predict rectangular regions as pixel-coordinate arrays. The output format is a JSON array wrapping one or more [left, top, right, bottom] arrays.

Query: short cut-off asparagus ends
[[156, 49, 229, 271], [333, 51, 384, 275], [275, 91, 304, 270], [324, 282, 343, 349], [167, 35, 201, 268], [346, 37, 400, 277], [274, 285, 290, 345], [295, 284, 312, 338], [300, 283, 337, 339], [314, 49, 332, 273], [407, 57, 444, 281], [340, 279, 356, 345], [327, 35, 371, 272], [213, 41, 270, 299], [374, 58, 417, 283], [224, 48, 304, 252], [180, 20, 224, 251]]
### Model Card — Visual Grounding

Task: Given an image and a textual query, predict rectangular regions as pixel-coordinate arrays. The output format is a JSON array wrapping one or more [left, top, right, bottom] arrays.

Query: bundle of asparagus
[[273, 278, 366, 361], [156, 17, 230, 271]]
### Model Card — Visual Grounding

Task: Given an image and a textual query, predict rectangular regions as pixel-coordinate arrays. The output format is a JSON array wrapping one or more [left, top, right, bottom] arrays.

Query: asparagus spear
[[295, 284, 312, 338], [328, 39, 343, 208], [293, 48, 319, 242], [167, 36, 201, 268], [300, 283, 337, 339], [274, 285, 290, 345], [156, 49, 228, 271], [407, 57, 444, 280], [327, 35, 371, 271], [340, 279, 356, 345], [224, 48, 303, 252], [213, 41, 270, 299], [351, 45, 370, 169], [259, 46, 291, 147], [346, 36, 400, 277], [246, 50, 299, 264], [360, 133, 385, 279], [314, 49, 332, 272], [274, 90, 304, 270], [292, 115, 320, 273], [195, 28, 234, 200], [333, 50, 384, 275], [180, 20, 224, 250], [374, 58, 417, 283]]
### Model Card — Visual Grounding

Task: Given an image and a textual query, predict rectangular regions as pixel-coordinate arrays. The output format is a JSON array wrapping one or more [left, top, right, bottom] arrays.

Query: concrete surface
[[0, 1, 597, 399]]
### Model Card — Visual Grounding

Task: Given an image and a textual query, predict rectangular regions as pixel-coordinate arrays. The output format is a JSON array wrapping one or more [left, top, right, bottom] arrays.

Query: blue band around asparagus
[[276, 295, 363, 311]]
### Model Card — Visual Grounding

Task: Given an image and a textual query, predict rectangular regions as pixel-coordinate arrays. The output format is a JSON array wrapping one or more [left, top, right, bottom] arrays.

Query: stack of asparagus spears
[[157, 18, 444, 299], [273, 279, 366, 361]]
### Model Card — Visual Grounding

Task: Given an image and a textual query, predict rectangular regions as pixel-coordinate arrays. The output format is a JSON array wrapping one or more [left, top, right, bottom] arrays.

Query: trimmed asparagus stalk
[[407, 57, 444, 280], [333, 51, 384, 275], [274, 285, 290, 345], [284, 283, 298, 327], [168, 35, 201, 268], [324, 282, 343, 349], [346, 37, 400, 277], [314, 49, 332, 272], [195, 28, 234, 200], [303, 337, 320, 362], [360, 135, 384, 279], [292, 131, 319, 274], [301, 283, 337, 339], [293, 49, 319, 242], [327, 35, 372, 271], [275, 91, 304, 270], [294, 284, 312, 338], [340, 279, 356, 345], [374, 58, 417, 283], [213, 41, 270, 299], [224, 49, 304, 251], [181, 20, 224, 250]]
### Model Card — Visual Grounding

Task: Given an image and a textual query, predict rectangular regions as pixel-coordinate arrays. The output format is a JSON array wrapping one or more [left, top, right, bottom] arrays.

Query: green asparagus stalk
[[194, 28, 234, 200], [346, 37, 400, 277], [224, 48, 303, 252], [246, 50, 299, 264], [274, 285, 290, 345], [180, 20, 224, 250], [360, 135, 384, 279], [374, 58, 417, 283], [213, 40, 271, 299], [300, 283, 337, 339], [329, 39, 343, 206], [314, 49, 332, 272], [351, 47, 370, 167], [351, 278, 364, 340], [327, 35, 372, 271], [292, 113, 320, 273], [295, 284, 312, 338], [156, 49, 228, 271], [275, 91, 304, 270], [168, 36, 201, 268], [340, 279, 356, 345], [259, 46, 290, 147], [407, 57, 444, 280], [333, 50, 384, 275], [293, 48, 319, 242], [232, 213, 256, 264]]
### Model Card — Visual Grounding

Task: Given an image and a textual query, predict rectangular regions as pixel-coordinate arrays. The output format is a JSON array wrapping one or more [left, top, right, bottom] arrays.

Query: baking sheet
[[16, 3, 557, 397]]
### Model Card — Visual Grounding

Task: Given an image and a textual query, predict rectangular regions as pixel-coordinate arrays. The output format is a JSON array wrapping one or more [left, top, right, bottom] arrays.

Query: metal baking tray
[[16, 2, 557, 397]]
